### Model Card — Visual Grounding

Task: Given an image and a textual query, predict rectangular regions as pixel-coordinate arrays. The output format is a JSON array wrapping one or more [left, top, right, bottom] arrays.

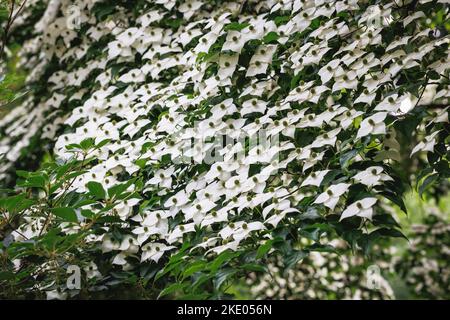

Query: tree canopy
[[0, 0, 449, 299]]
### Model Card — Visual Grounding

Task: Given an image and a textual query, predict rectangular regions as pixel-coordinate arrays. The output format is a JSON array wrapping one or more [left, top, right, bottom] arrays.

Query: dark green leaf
[[418, 173, 439, 198], [157, 283, 186, 299], [86, 181, 106, 199], [51, 207, 78, 223]]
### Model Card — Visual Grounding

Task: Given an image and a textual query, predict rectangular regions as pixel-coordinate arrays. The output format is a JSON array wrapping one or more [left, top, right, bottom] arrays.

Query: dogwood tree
[[0, 0, 449, 299]]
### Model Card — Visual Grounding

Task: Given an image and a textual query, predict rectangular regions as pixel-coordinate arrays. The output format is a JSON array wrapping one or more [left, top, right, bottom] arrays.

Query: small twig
[[0, 0, 28, 59], [1, 210, 29, 240], [414, 76, 429, 109]]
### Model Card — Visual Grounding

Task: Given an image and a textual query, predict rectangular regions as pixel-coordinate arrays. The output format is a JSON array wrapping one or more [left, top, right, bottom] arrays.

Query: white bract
[[353, 166, 393, 187], [314, 183, 351, 210], [340, 198, 378, 221], [357, 112, 388, 139], [0, 0, 448, 299]]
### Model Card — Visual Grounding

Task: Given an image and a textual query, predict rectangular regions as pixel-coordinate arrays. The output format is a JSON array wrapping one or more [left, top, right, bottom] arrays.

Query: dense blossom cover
[[0, 0, 449, 299]]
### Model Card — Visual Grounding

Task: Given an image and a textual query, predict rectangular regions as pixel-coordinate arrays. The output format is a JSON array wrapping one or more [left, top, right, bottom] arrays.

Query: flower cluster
[[0, 0, 449, 298]]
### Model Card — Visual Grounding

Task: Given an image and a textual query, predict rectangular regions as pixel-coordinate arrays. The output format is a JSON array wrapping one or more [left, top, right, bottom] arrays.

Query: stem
[[414, 76, 429, 109], [0, 0, 28, 60]]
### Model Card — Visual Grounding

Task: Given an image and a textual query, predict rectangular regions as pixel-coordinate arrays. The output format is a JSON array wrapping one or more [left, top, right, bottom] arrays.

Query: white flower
[[132, 211, 169, 244], [191, 237, 220, 250], [179, 0, 203, 19], [301, 170, 330, 187], [101, 234, 121, 253], [314, 183, 351, 210], [411, 131, 440, 156], [209, 239, 241, 254], [201, 208, 229, 227], [332, 70, 358, 91], [356, 112, 387, 139], [194, 32, 219, 53], [353, 166, 393, 187], [118, 69, 145, 83], [210, 98, 237, 119], [231, 221, 265, 241], [117, 27, 142, 47], [318, 59, 341, 84], [167, 223, 196, 243], [311, 128, 341, 148], [222, 31, 246, 53], [246, 60, 269, 77], [340, 198, 378, 221], [218, 54, 239, 79], [147, 167, 175, 189], [336, 109, 364, 129], [241, 99, 267, 116], [246, 45, 277, 77], [265, 207, 298, 227], [141, 243, 175, 262], [164, 190, 189, 208], [355, 89, 377, 105], [3, 0, 449, 292], [183, 199, 216, 224]]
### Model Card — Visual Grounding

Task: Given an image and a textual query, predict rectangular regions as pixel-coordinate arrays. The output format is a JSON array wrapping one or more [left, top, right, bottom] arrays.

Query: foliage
[[0, 0, 449, 299], [246, 241, 395, 300], [393, 213, 450, 299]]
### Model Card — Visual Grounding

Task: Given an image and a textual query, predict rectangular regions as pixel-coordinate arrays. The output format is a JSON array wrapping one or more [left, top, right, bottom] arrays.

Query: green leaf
[[214, 268, 237, 291], [96, 139, 111, 149], [209, 250, 239, 273], [183, 261, 206, 278], [274, 15, 291, 26], [135, 158, 148, 169], [380, 190, 407, 214], [55, 163, 72, 180], [340, 149, 358, 169], [18, 175, 47, 189], [370, 228, 408, 240], [157, 283, 186, 299], [154, 244, 191, 281], [418, 173, 439, 198], [427, 70, 440, 80], [373, 214, 401, 228], [81, 209, 95, 218], [241, 263, 267, 273], [179, 293, 210, 300], [256, 237, 284, 259], [256, 239, 274, 259], [0, 194, 34, 213], [263, 31, 279, 44], [86, 181, 106, 199], [108, 179, 135, 199], [416, 167, 434, 189], [93, 3, 116, 21], [321, 170, 341, 186], [0, 271, 15, 280], [191, 274, 214, 292], [15, 170, 29, 178], [51, 207, 78, 223], [79, 138, 95, 150], [306, 243, 337, 253], [224, 22, 249, 31], [284, 250, 308, 271]]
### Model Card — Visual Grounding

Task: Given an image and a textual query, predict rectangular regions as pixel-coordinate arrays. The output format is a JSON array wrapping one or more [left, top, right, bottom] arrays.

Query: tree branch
[[0, 0, 28, 60]]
